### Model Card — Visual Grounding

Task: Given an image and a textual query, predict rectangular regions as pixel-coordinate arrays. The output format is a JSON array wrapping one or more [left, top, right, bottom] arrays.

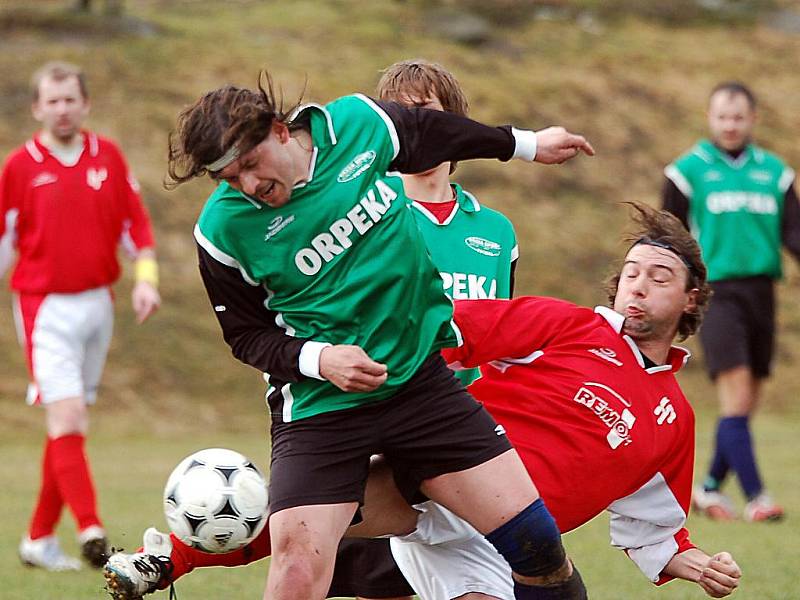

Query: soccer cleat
[[79, 525, 111, 568], [692, 485, 737, 521], [104, 528, 174, 600], [743, 493, 784, 522], [19, 534, 82, 571]]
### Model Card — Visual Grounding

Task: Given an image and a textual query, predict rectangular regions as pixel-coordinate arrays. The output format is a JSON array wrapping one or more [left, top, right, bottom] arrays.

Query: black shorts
[[699, 276, 775, 379], [327, 538, 414, 598], [268, 352, 512, 514]]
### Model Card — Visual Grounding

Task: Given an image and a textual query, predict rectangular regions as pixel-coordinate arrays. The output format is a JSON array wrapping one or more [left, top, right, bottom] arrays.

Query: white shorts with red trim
[[389, 500, 514, 600], [13, 287, 114, 405]]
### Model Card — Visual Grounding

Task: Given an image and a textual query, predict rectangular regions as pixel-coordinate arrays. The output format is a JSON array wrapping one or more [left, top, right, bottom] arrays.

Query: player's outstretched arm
[[662, 549, 741, 598], [379, 101, 593, 175]]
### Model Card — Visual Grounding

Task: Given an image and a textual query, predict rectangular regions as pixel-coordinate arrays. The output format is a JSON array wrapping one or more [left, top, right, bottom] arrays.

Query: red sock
[[50, 434, 102, 531], [28, 437, 64, 540], [156, 526, 271, 589]]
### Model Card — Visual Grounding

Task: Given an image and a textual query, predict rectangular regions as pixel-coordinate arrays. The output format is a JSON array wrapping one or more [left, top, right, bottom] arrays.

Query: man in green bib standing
[[662, 81, 800, 523], [167, 74, 594, 600]]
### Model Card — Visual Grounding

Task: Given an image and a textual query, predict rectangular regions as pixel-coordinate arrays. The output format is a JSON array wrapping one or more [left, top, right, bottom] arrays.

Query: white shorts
[[13, 287, 114, 405], [389, 501, 514, 600]]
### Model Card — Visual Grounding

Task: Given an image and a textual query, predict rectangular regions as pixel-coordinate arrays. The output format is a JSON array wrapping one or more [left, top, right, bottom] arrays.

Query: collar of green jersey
[[289, 103, 337, 147], [696, 138, 762, 169], [452, 183, 481, 213]]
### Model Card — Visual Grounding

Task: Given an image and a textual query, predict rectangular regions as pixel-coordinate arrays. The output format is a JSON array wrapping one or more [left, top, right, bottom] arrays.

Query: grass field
[[1, 0, 799, 598], [1, 394, 798, 599]]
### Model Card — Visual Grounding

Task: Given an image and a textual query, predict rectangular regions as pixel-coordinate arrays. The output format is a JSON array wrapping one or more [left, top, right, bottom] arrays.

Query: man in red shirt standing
[[0, 62, 160, 571]]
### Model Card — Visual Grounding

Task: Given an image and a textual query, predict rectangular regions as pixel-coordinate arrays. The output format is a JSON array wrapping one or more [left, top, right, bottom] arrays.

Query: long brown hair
[[166, 71, 302, 188]]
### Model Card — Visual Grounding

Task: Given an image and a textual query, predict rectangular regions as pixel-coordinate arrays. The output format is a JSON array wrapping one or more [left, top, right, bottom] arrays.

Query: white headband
[[205, 145, 240, 173]]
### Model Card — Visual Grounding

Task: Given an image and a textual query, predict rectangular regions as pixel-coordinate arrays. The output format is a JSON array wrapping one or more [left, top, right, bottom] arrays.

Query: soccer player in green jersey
[[329, 59, 523, 600], [165, 73, 593, 600], [662, 81, 800, 523], [377, 58, 519, 387]]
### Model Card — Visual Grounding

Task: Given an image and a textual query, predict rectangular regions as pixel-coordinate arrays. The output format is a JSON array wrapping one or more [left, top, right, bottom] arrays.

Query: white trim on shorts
[[389, 501, 514, 600]]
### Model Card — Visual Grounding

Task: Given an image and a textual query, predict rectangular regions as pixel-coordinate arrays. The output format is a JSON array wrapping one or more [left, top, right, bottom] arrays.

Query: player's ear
[[684, 287, 699, 314], [271, 120, 290, 143]]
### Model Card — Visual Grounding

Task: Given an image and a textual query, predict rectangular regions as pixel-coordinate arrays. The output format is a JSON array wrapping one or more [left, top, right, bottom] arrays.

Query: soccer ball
[[163, 448, 269, 553]]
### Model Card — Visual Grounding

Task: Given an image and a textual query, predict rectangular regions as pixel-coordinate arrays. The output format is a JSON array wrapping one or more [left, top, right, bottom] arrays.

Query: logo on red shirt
[[654, 397, 677, 425], [32, 172, 58, 188], [573, 382, 636, 449], [87, 167, 108, 191]]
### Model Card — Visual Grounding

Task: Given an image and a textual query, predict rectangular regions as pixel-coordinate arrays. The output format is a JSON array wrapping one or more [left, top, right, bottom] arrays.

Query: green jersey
[[195, 95, 459, 421], [665, 139, 795, 281], [410, 183, 517, 385]]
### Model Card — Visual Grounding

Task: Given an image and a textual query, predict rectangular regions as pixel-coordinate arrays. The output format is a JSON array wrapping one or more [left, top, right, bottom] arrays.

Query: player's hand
[[534, 126, 595, 164], [697, 552, 741, 598], [319, 345, 388, 392], [132, 281, 161, 324]]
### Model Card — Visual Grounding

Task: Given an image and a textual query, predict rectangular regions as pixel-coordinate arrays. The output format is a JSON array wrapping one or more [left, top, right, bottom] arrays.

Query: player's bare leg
[[347, 457, 418, 539], [265, 502, 358, 600], [717, 365, 760, 417]]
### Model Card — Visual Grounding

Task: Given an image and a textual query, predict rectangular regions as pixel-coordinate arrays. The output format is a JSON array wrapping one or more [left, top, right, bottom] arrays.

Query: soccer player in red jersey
[[105, 204, 740, 600], [0, 62, 161, 571]]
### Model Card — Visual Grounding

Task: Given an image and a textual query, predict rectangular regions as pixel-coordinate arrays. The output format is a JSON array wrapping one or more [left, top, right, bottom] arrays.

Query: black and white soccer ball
[[163, 448, 268, 553]]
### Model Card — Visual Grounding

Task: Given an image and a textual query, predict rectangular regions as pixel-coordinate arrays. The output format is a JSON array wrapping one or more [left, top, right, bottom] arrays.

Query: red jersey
[[444, 297, 696, 583], [0, 132, 154, 294]]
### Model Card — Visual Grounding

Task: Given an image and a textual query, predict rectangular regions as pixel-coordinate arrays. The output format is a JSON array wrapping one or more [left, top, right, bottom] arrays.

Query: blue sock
[[706, 418, 730, 489], [717, 416, 763, 499]]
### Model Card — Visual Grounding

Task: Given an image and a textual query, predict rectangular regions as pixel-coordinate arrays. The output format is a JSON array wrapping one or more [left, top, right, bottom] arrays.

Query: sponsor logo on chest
[[86, 167, 108, 191], [706, 191, 777, 215], [441, 271, 497, 299], [573, 382, 636, 449], [465, 236, 502, 257], [337, 150, 376, 183], [293, 179, 398, 276]]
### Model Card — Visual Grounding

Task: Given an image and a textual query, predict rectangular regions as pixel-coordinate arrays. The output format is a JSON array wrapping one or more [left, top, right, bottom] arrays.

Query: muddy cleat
[[692, 485, 737, 521], [104, 528, 173, 600], [744, 493, 784, 522], [19, 534, 82, 571], [79, 525, 111, 568]]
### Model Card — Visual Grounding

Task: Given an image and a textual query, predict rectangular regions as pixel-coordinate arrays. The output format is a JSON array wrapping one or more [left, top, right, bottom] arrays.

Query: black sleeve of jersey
[[509, 258, 518, 298], [782, 184, 800, 260], [661, 177, 690, 230], [377, 100, 516, 174], [196, 243, 307, 381]]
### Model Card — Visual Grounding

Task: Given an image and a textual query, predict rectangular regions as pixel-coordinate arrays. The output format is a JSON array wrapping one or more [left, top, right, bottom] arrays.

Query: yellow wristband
[[135, 257, 159, 287]]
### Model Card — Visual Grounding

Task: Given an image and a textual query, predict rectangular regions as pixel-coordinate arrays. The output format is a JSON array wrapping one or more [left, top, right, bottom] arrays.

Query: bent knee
[[45, 397, 89, 436], [485, 498, 567, 580]]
